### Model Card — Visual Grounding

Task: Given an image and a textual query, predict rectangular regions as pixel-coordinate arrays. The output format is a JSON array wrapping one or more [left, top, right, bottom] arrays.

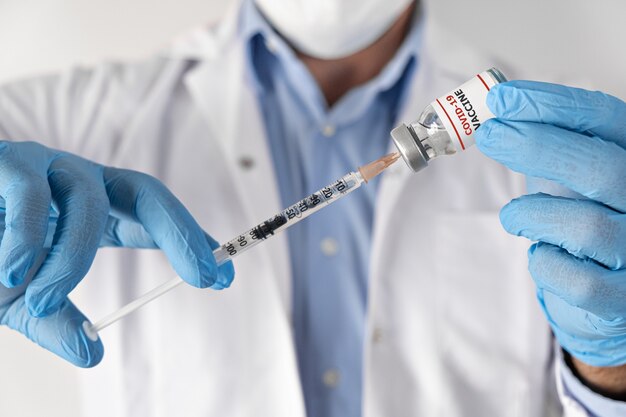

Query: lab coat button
[[320, 237, 339, 256], [385, 166, 402, 177], [322, 369, 340, 388], [238, 156, 255, 170], [321, 124, 336, 137], [372, 327, 383, 344]]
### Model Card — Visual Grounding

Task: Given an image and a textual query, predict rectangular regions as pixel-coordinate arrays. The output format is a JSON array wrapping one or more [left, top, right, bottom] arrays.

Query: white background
[[1, 1, 625, 416]]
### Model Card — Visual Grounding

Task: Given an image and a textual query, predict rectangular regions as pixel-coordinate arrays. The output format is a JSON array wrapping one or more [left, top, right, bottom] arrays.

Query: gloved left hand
[[475, 80, 626, 367], [0, 141, 234, 368]]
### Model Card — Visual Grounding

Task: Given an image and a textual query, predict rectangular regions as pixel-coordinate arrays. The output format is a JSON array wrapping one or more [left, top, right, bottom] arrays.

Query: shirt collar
[[239, 0, 422, 125]]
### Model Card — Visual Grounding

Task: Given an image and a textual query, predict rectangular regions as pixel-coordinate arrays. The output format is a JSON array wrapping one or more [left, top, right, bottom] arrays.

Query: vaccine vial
[[391, 67, 507, 172]]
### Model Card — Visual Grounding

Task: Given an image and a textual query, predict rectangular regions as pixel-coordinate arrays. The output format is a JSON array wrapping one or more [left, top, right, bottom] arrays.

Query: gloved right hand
[[0, 140, 234, 367], [476, 81, 626, 368]]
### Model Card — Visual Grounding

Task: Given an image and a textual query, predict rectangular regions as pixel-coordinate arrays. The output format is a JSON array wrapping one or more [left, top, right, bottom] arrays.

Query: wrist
[[565, 350, 626, 401]]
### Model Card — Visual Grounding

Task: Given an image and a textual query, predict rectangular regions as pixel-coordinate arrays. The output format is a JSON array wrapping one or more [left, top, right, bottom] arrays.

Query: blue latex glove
[[475, 80, 626, 367], [0, 141, 234, 367]]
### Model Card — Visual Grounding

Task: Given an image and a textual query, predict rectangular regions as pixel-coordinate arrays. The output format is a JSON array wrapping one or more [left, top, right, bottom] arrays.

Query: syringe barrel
[[212, 171, 363, 265]]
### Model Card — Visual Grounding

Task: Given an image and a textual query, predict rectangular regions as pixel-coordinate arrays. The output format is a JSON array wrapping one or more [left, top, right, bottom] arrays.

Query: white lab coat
[[0, 3, 591, 417]]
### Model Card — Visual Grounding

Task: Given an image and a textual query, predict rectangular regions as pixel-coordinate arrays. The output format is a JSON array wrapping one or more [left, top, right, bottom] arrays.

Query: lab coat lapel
[[369, 51, 434, 283], [182, 37, 292, 312]]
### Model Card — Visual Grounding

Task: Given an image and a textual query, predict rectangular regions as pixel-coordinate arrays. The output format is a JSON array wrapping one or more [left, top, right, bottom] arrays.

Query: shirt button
[[321, 124, 336, 137], [264, 38, 278, 54], [322, 369, 340, 388], [320, 237, 339, 256], [238, 156, 255, 170]]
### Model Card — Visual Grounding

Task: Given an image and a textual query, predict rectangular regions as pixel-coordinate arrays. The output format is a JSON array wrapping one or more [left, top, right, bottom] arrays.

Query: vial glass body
[[391, 68, 507, 172]]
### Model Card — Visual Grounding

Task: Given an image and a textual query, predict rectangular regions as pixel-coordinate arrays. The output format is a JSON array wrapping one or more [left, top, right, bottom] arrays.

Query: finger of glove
[[537, 289, 626, 367], [103, 167, 222, 288], [0, 294, 104, 367], [100, 223, 234, 289], [204, 232, 234, 290], [99, 217, 157, 248], [0, 147, 51, 288], [25, 158, 110, 317], [476, 119, 626, 212], [488, 81, 626, 147], [501, 194, 626, 270], [528, 242, 626, 320]]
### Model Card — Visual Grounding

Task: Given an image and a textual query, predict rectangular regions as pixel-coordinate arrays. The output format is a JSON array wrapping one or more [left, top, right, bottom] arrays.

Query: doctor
[[0, 0, 625, 415]]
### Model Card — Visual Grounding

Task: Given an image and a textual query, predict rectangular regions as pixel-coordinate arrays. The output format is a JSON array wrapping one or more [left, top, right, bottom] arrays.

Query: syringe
[[82, 152, 401, 341]]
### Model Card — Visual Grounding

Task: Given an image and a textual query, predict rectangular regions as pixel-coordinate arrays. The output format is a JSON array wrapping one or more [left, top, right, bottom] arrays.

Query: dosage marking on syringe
[[225, 215, 288, 256], [223, 177, 352, 257], [286, 178, 350, 220], [251, 215, 288, 241], [285, 207, 298, 219], [310, 194, 322, 206], [225, 242, 237, 256]]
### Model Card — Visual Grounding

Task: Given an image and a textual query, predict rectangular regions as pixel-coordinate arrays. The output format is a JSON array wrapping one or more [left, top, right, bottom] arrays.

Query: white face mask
[[254, 0, 414, 60]]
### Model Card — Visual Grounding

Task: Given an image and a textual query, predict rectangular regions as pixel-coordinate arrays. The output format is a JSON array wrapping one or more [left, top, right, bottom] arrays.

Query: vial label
[[432, 70, 498, 152]]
